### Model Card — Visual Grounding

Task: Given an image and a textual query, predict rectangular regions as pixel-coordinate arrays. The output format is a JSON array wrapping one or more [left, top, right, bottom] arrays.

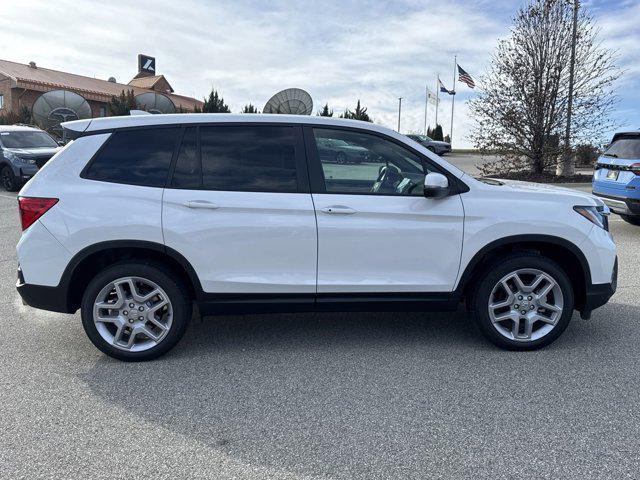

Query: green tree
[[242, 103, 259, 113], [339, 100, 372, 122], [444, 134, 451, 143], [108, 89, 137, 116], [202, 89, 230, 113], [0, 105, 32, 125], [317, 103, 333, 117], [432, 124, 444, 141]]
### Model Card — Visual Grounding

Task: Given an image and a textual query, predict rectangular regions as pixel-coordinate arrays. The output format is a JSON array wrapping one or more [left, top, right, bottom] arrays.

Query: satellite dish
[[263, 88, 313, 115], [134, 92, 176, 114], [32, 89, 92, 137]]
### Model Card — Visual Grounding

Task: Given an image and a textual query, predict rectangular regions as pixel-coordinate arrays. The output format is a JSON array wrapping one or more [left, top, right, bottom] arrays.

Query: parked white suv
[[16, 114, 617, 361]]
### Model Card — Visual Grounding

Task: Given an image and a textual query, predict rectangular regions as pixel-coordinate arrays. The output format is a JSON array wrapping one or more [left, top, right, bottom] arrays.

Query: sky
[[0, 0, 638, 148]]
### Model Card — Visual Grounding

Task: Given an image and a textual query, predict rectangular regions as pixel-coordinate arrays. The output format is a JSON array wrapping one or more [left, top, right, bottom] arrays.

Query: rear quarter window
[[83, 127, 180, 187], [604, 137, 640, 160]]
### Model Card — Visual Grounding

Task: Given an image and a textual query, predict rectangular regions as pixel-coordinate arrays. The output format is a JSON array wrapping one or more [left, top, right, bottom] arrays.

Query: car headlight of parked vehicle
[[4, 151, 36, 165], [574, 205, 610, 230]]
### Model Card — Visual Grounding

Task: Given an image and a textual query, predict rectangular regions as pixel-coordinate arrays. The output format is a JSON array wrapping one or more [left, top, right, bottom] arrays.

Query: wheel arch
[[456, 235, 591, 310], [62, 240, 202, 313]]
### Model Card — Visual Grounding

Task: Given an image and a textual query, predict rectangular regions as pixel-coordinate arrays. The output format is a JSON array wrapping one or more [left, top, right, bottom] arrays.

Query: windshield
[[603, 137, 640, 160], [0, 131, 58, 149], [410, 135, 433, 142]]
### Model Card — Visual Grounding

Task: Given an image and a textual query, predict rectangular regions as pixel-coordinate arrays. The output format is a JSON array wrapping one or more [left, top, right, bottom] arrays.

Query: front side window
[[199, 125, 298, 192], [0, 94, 4, 109], [313, 128, 431, 195], [84, 127, 180, 187]]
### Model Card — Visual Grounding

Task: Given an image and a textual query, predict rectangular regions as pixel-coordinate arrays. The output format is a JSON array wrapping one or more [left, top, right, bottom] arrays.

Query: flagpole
[[424, 85, 428, 135], [435, 75, 440, 129], [397, 97, 402, 132], [450, 55, 456, 146]]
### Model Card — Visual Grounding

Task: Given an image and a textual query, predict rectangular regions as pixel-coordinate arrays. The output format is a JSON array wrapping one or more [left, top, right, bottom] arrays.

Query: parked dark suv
[[406, 134, 451, 155], [0, 125, 61, 191]]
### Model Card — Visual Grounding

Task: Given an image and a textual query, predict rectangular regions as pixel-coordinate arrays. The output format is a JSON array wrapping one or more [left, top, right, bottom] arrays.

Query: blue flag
[[439, 79, 455, 95]]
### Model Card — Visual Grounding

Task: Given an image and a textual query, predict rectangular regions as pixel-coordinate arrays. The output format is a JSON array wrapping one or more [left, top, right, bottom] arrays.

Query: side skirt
[[197, 292, 460, 316]]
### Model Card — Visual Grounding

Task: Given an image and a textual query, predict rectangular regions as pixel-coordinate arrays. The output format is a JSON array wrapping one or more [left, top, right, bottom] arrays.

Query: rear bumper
[[16, 267, 73, 314], [583, 257, 617, 312], [593, 191, 640, 217]]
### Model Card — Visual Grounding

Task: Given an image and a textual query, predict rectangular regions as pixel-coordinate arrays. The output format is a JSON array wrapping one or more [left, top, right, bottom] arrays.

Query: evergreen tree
[[317, 103, 333, 117], [202, 89, 231, 113], [108, 89, 137, 116], [444, 134, 451, 143], [339, 100, 371, 122], [432, 124, 444, 141], [242, 103, 259, 113], [426, 126, 433, 138]]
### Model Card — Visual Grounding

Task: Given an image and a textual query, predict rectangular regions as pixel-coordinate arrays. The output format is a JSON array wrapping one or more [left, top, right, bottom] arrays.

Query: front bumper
[[582, 257, 617, 312]]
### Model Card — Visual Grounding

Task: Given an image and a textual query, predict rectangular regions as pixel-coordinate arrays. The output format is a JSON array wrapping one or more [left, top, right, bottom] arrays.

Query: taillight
[[18, 197, 58, 230], [631, 163, 640, 175]]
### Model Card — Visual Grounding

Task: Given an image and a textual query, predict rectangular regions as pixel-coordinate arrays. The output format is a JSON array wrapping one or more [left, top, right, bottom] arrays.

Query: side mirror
[[57, 141, 65, 146], [423, 172, 450, 198]]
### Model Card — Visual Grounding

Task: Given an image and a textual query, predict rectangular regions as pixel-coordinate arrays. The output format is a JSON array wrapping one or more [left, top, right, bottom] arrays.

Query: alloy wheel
[[487, 268, 564, 342], [92, 276, 173, 352]]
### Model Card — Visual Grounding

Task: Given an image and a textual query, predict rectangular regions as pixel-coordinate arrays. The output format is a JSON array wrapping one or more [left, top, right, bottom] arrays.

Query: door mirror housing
[[423, 172, 450, 198]]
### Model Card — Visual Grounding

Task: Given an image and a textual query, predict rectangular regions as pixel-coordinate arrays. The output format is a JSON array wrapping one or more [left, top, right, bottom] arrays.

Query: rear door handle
[[183, 200, 220, 210], [320, 206, 357, 215]]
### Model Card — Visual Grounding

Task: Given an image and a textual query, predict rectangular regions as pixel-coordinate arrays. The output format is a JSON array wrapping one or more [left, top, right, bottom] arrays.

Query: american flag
[[457, 65, 475, 89]]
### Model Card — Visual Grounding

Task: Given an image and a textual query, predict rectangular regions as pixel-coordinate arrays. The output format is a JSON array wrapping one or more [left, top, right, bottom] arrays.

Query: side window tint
[[85, 127, 179, 187], [171, 127, 200, 188], [200, 125, 298, 192], [313, 128, 430, 196]]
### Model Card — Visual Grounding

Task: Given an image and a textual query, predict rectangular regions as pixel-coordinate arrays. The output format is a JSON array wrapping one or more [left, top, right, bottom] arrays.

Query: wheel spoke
[[492, 311, 517, 324], [512, 273, 527, 293], [528, 274, 546, 293], [489, 297, 512, 310], [532, 313, 558, 326], [539, 301, 562, 313], [537, 281, 555, 299]]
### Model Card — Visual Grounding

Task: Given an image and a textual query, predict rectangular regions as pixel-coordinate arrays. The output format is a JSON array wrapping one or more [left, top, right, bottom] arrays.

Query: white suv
[[16, 114, 617, 361]]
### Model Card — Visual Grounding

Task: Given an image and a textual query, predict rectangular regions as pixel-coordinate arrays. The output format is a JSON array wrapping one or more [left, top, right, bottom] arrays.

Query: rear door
[[162, 124, 317, 295], [306, 126, 464, 294]]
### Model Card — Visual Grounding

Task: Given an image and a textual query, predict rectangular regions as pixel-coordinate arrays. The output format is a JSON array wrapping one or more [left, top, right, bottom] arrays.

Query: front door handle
[[320, 205, 357, 215], [183, 200, 220, 210]]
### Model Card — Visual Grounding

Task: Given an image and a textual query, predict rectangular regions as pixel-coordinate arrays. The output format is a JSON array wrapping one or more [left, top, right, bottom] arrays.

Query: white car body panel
[[162, 189, 317, 293], [16, 220, 72, 286], [313, 193, 464, 292]]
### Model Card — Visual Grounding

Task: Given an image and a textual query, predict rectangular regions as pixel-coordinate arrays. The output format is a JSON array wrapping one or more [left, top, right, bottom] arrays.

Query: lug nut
[[129, 303, 135, 308], [128, 319, 134, 324], [123, 310, 128, 315], [514, 304, 520, 309], [530, 305, 535, 310], [518, 295, 523, 300], [528, 296, 533, 301], [138, 306, 144, 311], [521, 310, 526, 315], [138, 316, 143, 321]]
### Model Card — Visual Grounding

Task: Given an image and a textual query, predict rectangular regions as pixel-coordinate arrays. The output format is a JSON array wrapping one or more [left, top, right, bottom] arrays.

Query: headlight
[[4, 151, 35, 165], [574, 205, 609, 230]]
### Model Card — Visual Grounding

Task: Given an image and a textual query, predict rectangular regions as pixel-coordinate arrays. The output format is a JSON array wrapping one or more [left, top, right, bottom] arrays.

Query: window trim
[[80, 125, 181, 188], [303, 125, 468, 197], [165, 122, 310, 194]]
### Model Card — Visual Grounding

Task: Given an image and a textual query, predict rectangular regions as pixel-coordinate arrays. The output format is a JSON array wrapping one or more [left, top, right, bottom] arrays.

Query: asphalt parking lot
[[1, 171, 639, 479]]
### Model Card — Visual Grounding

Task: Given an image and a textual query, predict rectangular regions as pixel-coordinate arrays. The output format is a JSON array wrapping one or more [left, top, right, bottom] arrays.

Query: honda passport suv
[[16, 114, 617, 361], [592, 131, 640, 225]]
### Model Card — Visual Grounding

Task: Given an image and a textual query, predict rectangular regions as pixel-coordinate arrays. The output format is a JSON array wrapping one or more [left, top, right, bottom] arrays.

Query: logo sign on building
[[138, 54, 156, 74]]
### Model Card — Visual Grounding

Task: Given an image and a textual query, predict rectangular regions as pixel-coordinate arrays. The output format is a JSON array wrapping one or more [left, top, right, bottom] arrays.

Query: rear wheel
[[335, 152, 346, 164], [81, 262, 191, 361], [1, 166, 18, 191], [470, 252, 574, 350], [620, 214, 640, 226]]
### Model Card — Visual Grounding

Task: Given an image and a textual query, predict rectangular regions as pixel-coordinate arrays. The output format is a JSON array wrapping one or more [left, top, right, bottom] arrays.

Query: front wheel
[[1, 166, 19, 191], [81, 262, 191, 361], [620, 214, 640, 226], [470, 252, 574, 350]]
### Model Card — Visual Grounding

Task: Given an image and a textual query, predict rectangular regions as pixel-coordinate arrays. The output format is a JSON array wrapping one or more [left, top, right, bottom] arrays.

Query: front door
[[307, 126, 464, 294]]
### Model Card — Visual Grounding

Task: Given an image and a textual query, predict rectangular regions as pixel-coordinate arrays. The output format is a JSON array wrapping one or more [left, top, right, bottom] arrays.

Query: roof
[[0, 124, 42, 132], [0, 59, 201, 110], [61, 113, 464, 178], [127, 74, 174, 92]]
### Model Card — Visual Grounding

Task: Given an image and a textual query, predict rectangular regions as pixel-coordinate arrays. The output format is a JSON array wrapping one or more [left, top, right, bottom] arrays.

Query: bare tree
[[469, 0, 620, 176]]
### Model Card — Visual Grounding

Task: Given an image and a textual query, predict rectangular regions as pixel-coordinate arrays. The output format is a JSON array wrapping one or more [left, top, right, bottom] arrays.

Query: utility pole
[[435, 76, 440, 129], [558, 0, 579, 176], [424, 86, 428, 135], [450, 55, 457, 146], [397, 97, 402, 132]]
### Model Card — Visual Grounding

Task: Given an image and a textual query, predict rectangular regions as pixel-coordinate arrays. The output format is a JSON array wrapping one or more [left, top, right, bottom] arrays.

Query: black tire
[[469, 252, 574, 350], [620, 214, 640, 226], [336, 152, 346, 164], [81, 261, 192, 361], [1, 165, 19, 192], [427, 146, 436, 153]]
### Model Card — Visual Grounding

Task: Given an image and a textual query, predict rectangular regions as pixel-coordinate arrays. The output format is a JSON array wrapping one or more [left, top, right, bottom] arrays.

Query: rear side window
[[84, 127, 180, 187], [604, 137, 640, 160], [199, 125, 298, 192]]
